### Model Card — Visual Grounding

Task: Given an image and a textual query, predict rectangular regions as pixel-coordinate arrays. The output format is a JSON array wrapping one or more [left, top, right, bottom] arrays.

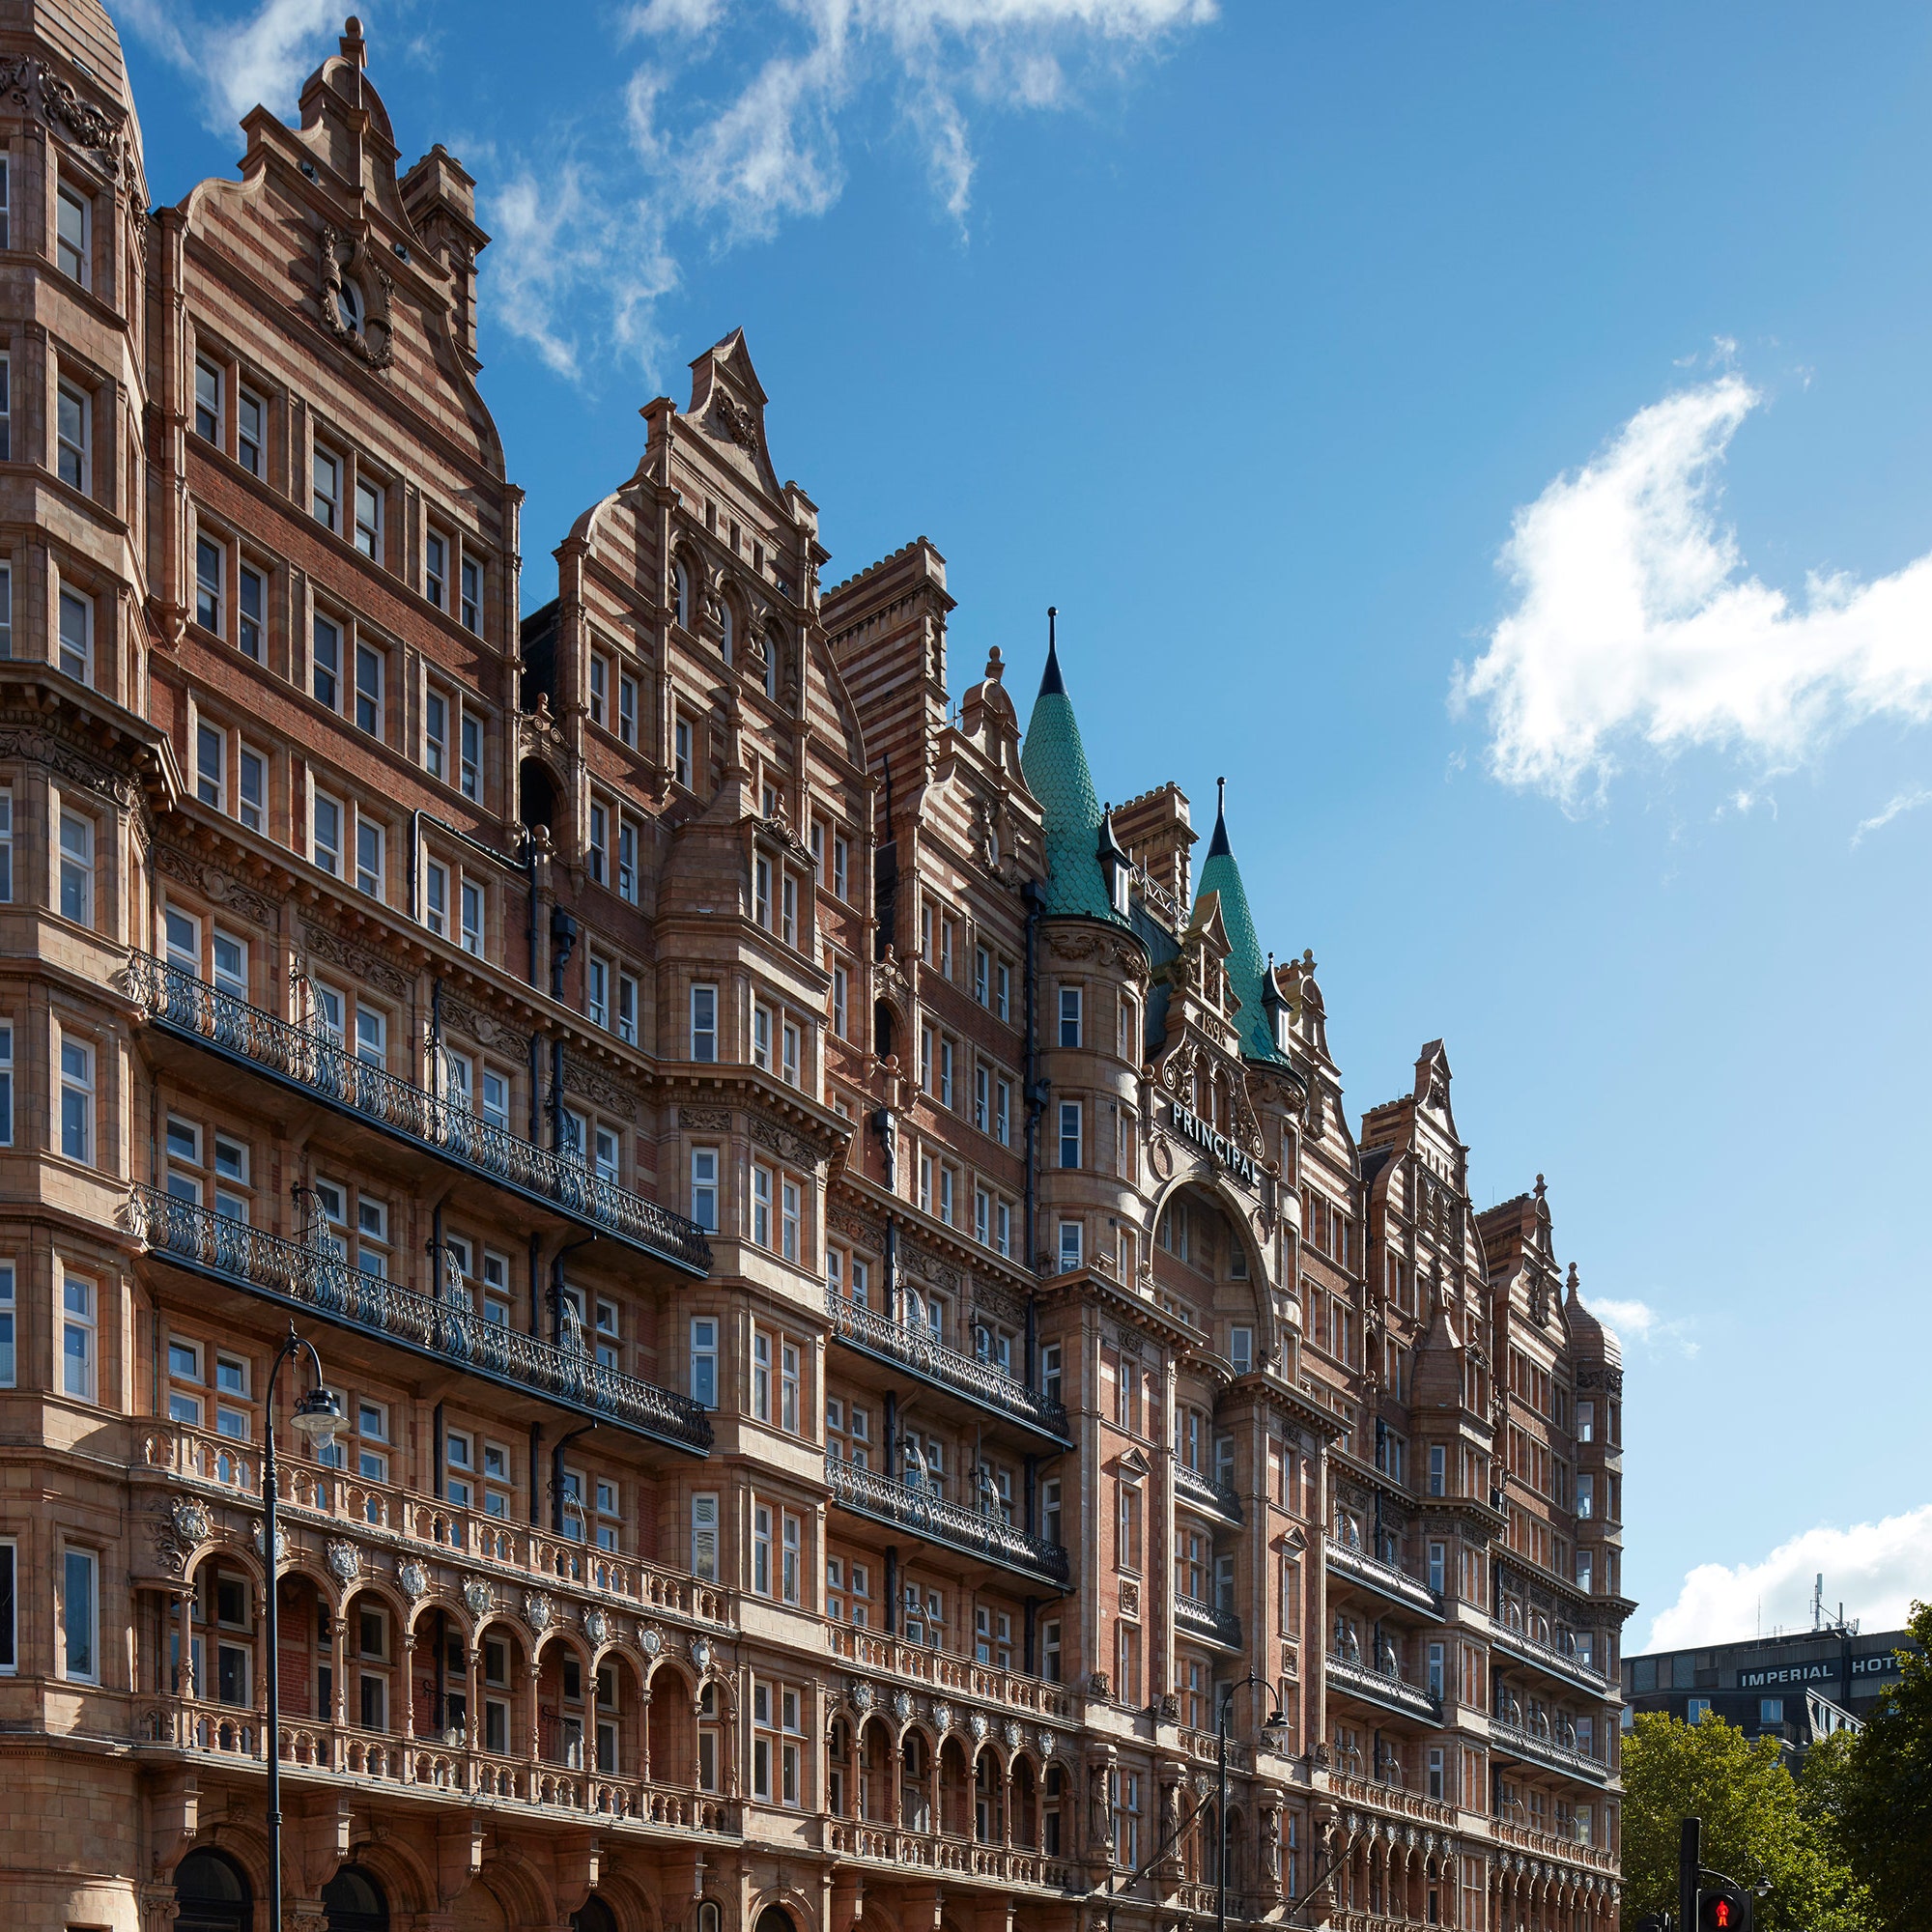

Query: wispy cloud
[[1852, 786, 1932, 847], [1646, 1505, 1932, 1652], [1582, 1293, 1698, 1360], [1454, 370, 1932, 807], [121, 0, 1214, 384], [121, 0, 342, 133]]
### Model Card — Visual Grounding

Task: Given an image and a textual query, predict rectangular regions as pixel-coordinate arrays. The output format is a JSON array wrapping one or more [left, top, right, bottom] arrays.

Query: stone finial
[[341, 16, 367, 67], [1534, 1174, 1546, 1199], [985, 645, 1004, 683]]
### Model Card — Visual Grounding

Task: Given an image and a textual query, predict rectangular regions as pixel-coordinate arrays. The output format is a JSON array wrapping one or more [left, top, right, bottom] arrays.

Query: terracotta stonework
[[0, 8, 1629, 1930]]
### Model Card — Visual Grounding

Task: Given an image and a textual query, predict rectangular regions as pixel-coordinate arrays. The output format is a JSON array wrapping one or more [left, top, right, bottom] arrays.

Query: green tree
[[1620, 1709, 1868, 1932], [1824, 1602, 1932, 1931]]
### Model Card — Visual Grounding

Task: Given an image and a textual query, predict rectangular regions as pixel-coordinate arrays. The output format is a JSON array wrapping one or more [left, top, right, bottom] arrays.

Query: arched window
[[697, 1909, 722, 1932], [763, 626, 781, 700], [719, 601, 734, 666], [174, 1850, 250, 1932], [322, 1865, 388, 1932], [673, 560, 690, 631], [337, 279, 364, 332]]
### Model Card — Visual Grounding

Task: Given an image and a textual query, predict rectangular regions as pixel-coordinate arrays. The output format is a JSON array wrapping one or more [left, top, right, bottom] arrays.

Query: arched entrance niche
[[1151, 1178, 1269, 1366], [754, 1910, 796, 1932], [571, 1899, 617, 1932], [173, 1849, 250, 1932], [323, 1865, 389, 1932]]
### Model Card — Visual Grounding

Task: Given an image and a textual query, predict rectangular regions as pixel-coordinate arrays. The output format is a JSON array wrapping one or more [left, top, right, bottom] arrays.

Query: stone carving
[[398, 1560, 429, 1602], [523, 1590, 554, 1632], [327, 1539, 360, 1583], [1037, 1730, 1056, 1756], [639, 1626, 663, 1656], [156, 846, 279, 932], [713, 387, 761, 451], [0, 726, 140, 810], [680, 1106, 735, 1133], [968, 1712, 989, 1743], [749, 1112, 823, 1173], [299, 920, 410, 997], [933, 1702, 953, 1734], [893, 1690, 913, 1723], [1004, 1720, 1022, 1752], [152, 1497, 210, 1577], [828, 1201, 886, 1247], [441, 997, 531, 1062], [41, 71, 124, 153], [851, 1682, 874, 1712], [462, 1576, 494, 1619], [902, 1240, 962, 1297], [691, 1636, 714, 1672], [970, 1277, 1025, 1327], [561, 1054, 639, 1124], [318, 225, 395, 368], [583, 1608, 610, 1645], [251, 1520, 289, 1563]]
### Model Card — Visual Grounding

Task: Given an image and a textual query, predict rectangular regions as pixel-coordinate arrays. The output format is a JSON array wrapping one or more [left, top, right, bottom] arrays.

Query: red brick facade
[[0, 9, 1630, 1932]]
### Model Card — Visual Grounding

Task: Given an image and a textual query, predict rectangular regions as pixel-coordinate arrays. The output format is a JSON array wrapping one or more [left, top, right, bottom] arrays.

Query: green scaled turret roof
[[1021, 631, 1130, 926], [1196, 780, 1290, 1065]]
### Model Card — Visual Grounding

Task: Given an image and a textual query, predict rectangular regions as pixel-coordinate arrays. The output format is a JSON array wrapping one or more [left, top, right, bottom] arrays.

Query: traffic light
[[1699, 1880, 1752, 1931]]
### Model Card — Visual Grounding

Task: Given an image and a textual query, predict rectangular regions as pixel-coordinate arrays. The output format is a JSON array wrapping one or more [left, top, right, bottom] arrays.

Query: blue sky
[[124, 0, 1932, 1647]]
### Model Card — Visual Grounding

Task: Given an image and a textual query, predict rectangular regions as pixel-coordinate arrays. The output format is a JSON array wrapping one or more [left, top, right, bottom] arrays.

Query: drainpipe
[[1022, 876, 1045, 1277]]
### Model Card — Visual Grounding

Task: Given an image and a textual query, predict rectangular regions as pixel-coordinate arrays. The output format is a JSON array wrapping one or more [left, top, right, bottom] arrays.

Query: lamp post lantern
[[262, 1323, 342, 1932], [1217, 1668, 1289, 1932]]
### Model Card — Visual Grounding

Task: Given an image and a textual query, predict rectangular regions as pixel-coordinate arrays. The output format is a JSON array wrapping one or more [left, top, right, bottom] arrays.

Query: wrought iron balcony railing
[[128, 953, 710, 1275], [1325, 1537, 1445, 1618], [1175, 1465, 1244, 1523], [824, 1455, 1069, 1588], [1174, 1592, 1243, 1651], [825, 1288, 1070, 1445], [1490, 1715, 1611, 1785], [1324, 1651, 1444, 1725], [1490, 1619, 1610, 1694], [131, 1187, 712, 1454]]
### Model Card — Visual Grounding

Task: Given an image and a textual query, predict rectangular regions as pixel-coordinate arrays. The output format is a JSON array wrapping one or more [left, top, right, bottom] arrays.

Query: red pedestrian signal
[[1711, 1904, 1733, 1929], [1699, 1881, 1752, 1932]]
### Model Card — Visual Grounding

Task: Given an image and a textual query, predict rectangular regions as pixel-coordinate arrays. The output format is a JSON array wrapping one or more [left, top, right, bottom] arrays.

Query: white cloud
[[1645, 1505, 1932, 1652], [122, 0, 342, 134], [1455, 371, 1932, 806], [1851, 786, 1932, 847], [1581, 1293, 1698, 1360]]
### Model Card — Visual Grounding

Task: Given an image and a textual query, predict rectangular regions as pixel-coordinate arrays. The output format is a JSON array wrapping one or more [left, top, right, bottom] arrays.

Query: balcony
[[134, 1419, 735, 1629], [128, 953, 710, 1276], [1324, 1651, 1443, 1725], [1491, 1716, 1611, 1785], [133, 1699, 739, 1837], [826, 1289, 1070, 1446], [131, 1187, 712, 1455], [822, 1819, 1074, 1893], [1324, 1770, 1458, 1831], [1491, 1620, 1611, 1696], [824, 1622, 1078, 1721], [1174, 1592, 1244, 1652], [1325, 1537, 1444, 1618], [824, 1454, 1069, 1588], [1175, 1464, 1243, 1524], [1491, 1819, 1619, 1874]]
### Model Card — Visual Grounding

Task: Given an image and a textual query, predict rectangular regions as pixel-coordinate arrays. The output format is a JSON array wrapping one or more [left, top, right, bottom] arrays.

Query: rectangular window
[[56, 184, 88, 284], [59, 810, 94, 924], [1058, 1219, 1083, 1270], [996, 1077, 1011, 1147], [1059, 1100, 1082, 1169], [312, 613, 341, 708], [673, 717, 693, 788], [311, 790, 343, 876], [0, 1261, 14, 1386], [238, 387, 264, 477], [618, 818, 638, 902], [0, 556, 11, 656], [459, 878, 483, 956], [58, 1029, 94, 1163], [781, 1179, 801, 1262], [62, 1547, 97, 1681], [460, 709, 482, 800], [354, 478, 382, 559], [690, 1147, 719, 1232], [238, 563, 264, 661], [460, 554, 482, 633], [690, 1317, 718, 1407], [1059, 985, 1082, 1047], [196, 721, 224, 809], [62, 1270, 96, 1399], [690, 983, 718, 1062], [195, 534, 223, 631], [425, 690, 448, 782], [587, 802, 608, 886], [355, 641, 384, 735], [57, 586, 90, 680], [194, 358, 222, 442], [752, 1165, 773, 1249], [313, 448, 340, 530], [616, 971, 638, 1045], [618, 671, 638, 747], [355, 816, 384, 898], [833, 835, 848, 900]]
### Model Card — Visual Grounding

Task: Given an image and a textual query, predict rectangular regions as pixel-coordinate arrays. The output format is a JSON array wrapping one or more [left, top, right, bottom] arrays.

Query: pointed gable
[[685, 328, 784, 497], [1020, 622, 1129, 925], [1194, 780, 1289, 1065]]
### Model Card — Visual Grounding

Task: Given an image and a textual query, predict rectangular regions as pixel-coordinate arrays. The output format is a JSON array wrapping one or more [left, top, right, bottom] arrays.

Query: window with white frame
[[56, 183, 89, 283], [194, 358, 223, 442], [354, 640, 384, 736], [0, 555, 11, 657], [460, 554, 482, 634], [1059, 1099, 1082, 1169], [689, 1317, 719, 1406], [311, 788, 344, 877], [238, 562, 264, 661], [690, 1492, 719, 1581], [59, 1033, 93, 1165], [690, 983, 718, 1062], [673, 715, 693, 788], [460, 877, 484, 956], [618, 669, 638, 747], [0, 1536, 14, 1673], [57, 585, 91, 681], [0, 1261, 14, 1387], [195, 534, 223, 631], [1058, 1218, 1083, 1271], [58, 810, 94, 924], [312, 447, 340, 531], [61, 1268, 96, 1400], [690, 1146, 719, 1232], [238, 386, 265, 476], [355, 814, 384, 899], [354, 477, 382, 560], [312, 611, 341, 707], [62, 1545, 97, 1683]]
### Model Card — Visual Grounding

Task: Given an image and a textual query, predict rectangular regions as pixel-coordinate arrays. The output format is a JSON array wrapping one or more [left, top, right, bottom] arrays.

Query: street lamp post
[[262, 1323, 343, 1932], [1217, 1669, 1289, 1932]]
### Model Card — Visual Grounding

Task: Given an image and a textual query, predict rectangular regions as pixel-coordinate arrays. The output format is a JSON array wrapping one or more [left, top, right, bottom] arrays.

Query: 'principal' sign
[[1169, 1097, 1260, 1188]]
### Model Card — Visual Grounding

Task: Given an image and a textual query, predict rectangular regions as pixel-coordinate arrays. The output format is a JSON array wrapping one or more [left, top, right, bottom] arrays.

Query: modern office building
[[0, 6, 1632, 1928]]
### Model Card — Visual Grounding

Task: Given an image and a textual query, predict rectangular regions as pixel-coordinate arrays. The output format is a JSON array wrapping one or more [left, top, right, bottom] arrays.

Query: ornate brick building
[[0, 7, 1633, 1931]]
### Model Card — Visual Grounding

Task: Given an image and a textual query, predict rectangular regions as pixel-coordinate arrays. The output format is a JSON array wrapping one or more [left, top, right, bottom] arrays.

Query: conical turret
[[1194, 778, 1287, 1064], [1021, 612, 1129, 925]]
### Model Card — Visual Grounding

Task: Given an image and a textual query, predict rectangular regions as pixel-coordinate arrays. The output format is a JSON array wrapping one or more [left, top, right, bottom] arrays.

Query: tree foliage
[[1819, 1602, 1932, 1932], [1620, 1709, 1868, 1932]]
